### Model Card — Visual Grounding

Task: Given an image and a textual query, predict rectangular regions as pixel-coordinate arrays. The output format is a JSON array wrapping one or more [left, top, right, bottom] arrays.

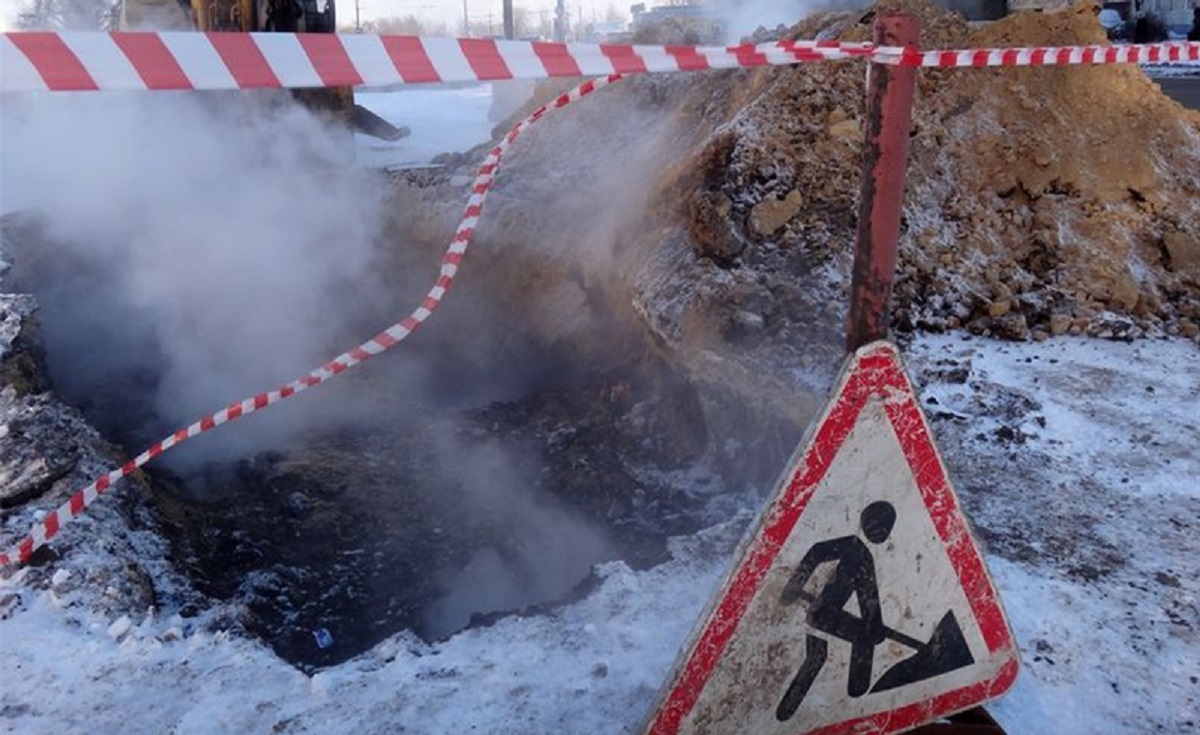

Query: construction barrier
[[2, 33, 1198, 92], [1, 31, 1198, 566]]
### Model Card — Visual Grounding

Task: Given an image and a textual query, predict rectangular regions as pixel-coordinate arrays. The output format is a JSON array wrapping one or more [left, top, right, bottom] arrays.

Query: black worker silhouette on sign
[[775, 500, 975, 722]]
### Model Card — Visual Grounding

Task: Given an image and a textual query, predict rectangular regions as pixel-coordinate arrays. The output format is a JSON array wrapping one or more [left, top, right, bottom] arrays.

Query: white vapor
[[712, 0, 871, 40], [1, 91, 390, 464]]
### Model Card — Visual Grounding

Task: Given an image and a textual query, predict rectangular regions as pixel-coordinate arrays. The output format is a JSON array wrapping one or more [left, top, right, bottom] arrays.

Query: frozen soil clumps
[[402, 0, 1200, 478], [0, 230, 201, 623], [651, 0, 1200, 349]]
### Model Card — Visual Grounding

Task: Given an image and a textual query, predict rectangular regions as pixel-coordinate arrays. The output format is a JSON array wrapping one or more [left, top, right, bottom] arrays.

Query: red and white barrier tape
[[0, 74, 624, 568], [889, 41, 1200, 67], [2, 32, 1197, 93], [0, 33, 872, 92]]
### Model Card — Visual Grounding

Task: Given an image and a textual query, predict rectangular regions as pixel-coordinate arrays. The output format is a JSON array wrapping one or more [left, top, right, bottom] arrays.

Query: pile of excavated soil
[[386, 0, 1200, 489], [655, 0, 1200, 346]]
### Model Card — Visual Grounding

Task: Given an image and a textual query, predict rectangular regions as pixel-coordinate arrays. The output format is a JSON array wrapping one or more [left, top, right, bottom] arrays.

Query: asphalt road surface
[[1158, 77, 1200, 110]]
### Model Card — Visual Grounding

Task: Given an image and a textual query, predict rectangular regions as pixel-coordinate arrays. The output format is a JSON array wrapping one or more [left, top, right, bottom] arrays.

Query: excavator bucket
[[353, 104, 411, 141], [293, 87, 410, 142]]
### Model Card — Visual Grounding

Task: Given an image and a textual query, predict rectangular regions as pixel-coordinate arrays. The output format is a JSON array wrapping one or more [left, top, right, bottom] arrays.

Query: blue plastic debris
[[313, 627, 334, 649]]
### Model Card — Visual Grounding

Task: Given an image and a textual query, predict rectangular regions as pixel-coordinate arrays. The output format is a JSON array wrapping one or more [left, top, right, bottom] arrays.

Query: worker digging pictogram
[[775, 499, 974, 722], [644, 342, 1019, 735]]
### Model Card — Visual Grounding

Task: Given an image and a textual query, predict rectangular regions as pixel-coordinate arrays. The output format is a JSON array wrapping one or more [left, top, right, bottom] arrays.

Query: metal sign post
[[846, 13, 918, 353], [847, 15, 1011, 734]]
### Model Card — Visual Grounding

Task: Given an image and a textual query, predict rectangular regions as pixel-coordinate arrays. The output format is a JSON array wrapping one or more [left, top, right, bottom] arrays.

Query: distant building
[[628, 0, 719, 42], [1138, 0, 1197, 26], [1005, 0, 1071, 11]]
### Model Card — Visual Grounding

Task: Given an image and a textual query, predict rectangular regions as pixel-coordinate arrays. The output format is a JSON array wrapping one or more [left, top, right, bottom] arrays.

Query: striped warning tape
[[2, 32, 1198, 93], [0, 74, 624, 568], [0, 33, 873, 92], [888, 42, 1200, 67]]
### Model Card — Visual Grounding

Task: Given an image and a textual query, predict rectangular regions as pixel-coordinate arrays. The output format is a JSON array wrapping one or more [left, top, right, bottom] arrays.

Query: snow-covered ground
[[908, 335, 1200, 734], [1, 334, 1196, 734], [353, 84, 496, 170]]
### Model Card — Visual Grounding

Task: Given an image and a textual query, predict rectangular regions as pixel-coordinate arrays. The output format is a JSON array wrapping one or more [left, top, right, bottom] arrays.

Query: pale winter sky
[[0, 0, 20, 30]]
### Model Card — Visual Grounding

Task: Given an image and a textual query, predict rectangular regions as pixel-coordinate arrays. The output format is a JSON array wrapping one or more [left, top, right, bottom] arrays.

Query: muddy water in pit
[[151, 364, 715, 669]]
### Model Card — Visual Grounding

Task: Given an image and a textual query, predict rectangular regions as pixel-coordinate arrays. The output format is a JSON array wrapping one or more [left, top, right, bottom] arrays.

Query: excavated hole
[[146, 362, 714, 670], [6, 216, 749, 671]]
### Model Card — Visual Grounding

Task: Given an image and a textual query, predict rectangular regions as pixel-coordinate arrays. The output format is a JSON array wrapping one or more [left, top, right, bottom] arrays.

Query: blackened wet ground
[[150, 360, 720, 670]]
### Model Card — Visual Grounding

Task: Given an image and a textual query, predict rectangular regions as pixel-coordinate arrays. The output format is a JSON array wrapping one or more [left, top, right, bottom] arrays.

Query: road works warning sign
[[645, 341, 1018, 735]]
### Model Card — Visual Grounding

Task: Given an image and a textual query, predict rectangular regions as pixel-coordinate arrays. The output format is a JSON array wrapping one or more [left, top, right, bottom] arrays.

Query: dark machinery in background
[[121, 0, 407, 142]]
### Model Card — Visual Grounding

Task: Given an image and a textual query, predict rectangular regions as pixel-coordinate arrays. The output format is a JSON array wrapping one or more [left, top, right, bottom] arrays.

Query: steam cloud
[[422, 428, 615, 640], [711, 0, 870, 40], [1, 80, 694, 643], [1, 91, 391, 465]]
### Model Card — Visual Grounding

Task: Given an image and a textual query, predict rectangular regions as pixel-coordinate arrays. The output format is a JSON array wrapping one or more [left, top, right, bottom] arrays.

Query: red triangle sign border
[[646, 340, 1019, 735]]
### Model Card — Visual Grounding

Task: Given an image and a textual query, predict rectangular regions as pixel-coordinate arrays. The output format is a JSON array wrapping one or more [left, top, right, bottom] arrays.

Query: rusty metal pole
[[845, 13, 919, 353], [848, 18, 1010, 735]]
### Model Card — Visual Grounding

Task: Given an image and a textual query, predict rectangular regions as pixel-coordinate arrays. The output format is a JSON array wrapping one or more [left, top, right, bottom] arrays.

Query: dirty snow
[[1, 334, 1196, 734], [1143, 61, 1200, 78], [1144, 66, 1200, 79], [906, 334, 1199, 735]]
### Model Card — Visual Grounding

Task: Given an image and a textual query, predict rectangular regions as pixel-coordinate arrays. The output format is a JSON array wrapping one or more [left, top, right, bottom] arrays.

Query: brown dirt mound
[[384, 0, 1200, 485], [652, 0, 1200, 347]]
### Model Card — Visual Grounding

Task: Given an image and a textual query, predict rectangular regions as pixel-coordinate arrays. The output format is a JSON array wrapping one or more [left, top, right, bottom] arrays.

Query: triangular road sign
[[644, 341, 1019, 735]]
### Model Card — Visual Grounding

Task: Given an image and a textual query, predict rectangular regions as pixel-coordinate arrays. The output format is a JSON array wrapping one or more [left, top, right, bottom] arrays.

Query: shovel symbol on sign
[[775, 501, 976, 722], [868, 610, 975, 693]]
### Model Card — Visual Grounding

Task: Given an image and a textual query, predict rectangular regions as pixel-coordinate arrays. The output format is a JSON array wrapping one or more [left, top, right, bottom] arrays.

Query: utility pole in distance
[[503, 0, 514, 38]]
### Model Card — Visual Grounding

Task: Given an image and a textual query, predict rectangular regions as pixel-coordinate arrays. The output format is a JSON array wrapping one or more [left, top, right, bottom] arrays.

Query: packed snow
[[1142, 61, 1200, 79], [353, 84, 498, 170], [1, 335, 1196, 734]]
